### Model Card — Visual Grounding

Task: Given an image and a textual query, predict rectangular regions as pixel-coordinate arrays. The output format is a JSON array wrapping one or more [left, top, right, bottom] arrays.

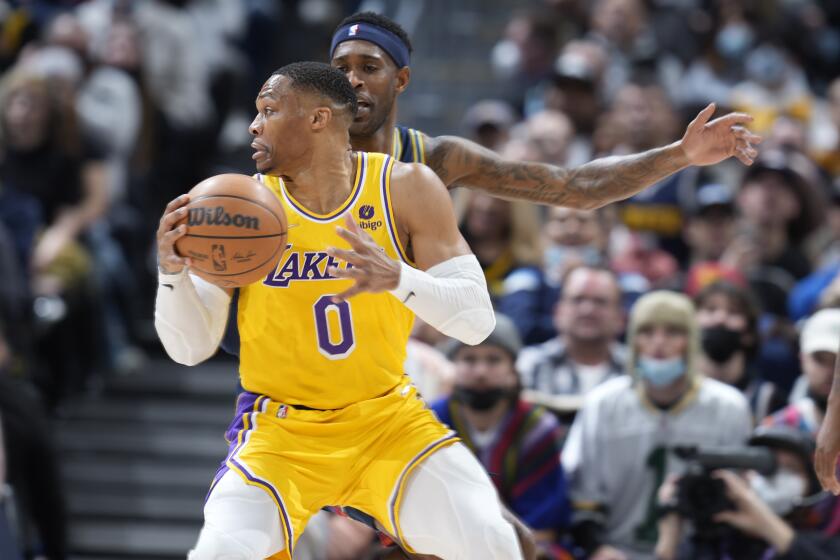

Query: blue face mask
[[715, 23, 754, 60], [544, 245, 603, 284], [637, 356, 686, 387]]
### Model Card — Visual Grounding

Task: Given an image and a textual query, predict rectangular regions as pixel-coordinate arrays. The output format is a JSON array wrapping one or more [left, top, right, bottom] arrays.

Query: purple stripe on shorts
[[206, 392, 262, 503], [229, 456, 295, 548]]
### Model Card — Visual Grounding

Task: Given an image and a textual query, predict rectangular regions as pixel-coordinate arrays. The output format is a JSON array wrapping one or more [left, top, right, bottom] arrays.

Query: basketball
[[175, 174, 287, 288]]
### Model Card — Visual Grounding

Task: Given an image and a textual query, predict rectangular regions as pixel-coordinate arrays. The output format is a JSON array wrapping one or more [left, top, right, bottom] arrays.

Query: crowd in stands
[[2, 0, 840, 559]]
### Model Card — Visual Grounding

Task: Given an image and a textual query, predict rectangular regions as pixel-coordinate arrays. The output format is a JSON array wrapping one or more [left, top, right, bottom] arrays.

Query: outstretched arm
[[425, 103, 761, 209]]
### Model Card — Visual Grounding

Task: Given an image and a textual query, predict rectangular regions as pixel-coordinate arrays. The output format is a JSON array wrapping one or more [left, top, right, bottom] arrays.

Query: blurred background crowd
[[1, 0, 840, 559]]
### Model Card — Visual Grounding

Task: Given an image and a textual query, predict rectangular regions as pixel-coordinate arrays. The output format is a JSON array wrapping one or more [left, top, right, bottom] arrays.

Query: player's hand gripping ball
[[175, 174, 288, 288]]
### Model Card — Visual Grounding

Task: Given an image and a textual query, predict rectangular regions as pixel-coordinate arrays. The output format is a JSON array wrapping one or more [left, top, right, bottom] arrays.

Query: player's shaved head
[[270, 61, 358, 120]]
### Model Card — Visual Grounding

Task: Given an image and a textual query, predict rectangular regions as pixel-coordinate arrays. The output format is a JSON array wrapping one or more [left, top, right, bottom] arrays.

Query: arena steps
[[68, 520, 199, 558], [60, 355, 238, 559]]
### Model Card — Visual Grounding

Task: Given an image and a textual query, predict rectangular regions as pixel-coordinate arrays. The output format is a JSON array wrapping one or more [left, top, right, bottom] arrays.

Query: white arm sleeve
[[389, 254, 495, 345], [154, 269, 231, 366]]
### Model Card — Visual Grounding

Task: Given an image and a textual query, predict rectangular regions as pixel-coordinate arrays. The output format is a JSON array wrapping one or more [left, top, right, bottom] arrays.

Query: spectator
[[542, 39, 606, 166], [490, 10, 559, 101], [730, 43, 815, 136], [735, 149, 824, 288], [599, 81, 693, 266], [694, 281, 786, 423], [563, 290, 752, 560], [586, 0, 663, 101], [0, 326, 67, 559], [456, 192, 541, 300], [405, 336, 455, 402], [811, 77, 840, 177], [767, 309, 840, 434], [516, 265, 625, 405], [683, 183, 738, 267], [521, 109, 575, 167], [461, 99, 517, 152], [499, 206, 608, 344], [434, 314, 571, 557], [0, 70, 107, 404], [788, 179, 840, 321], [655, 425, 840, 560]]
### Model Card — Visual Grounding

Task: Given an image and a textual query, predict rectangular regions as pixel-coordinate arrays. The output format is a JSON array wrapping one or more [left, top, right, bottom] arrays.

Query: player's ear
[[395, 66, 410, 94], [311, 107, 332, 130]]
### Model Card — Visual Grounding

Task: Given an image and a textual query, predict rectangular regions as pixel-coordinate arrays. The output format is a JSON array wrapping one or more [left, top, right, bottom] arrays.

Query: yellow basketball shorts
[[206, 380, 457, 559]]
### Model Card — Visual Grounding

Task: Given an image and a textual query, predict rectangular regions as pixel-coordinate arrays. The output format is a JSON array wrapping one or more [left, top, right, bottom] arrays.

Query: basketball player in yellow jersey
[[155, 62, 522, 560]]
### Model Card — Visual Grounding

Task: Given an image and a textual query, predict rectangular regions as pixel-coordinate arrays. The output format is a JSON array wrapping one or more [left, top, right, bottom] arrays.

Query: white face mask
[[750, 469, 807, 515]]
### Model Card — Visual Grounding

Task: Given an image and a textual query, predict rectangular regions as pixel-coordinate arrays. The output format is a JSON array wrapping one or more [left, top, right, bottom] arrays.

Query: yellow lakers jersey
[[235, 152, 415, 409]]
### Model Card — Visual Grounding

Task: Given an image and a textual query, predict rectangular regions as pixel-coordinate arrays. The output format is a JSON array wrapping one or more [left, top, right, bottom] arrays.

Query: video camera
[[673, 445, 776, 540]]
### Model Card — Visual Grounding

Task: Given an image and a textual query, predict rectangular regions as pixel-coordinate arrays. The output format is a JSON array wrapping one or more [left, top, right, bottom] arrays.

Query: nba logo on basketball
[[211, 244, 227, 271], [349, 24, 359, 36]]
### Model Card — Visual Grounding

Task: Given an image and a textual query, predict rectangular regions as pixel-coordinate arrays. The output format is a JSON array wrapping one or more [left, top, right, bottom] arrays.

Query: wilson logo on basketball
[[188, 207, 260, 230]]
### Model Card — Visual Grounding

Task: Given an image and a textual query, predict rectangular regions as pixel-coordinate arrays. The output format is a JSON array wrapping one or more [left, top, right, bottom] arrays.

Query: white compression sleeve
[[389, 254, 495, 345], [154, 269, 231, 366]]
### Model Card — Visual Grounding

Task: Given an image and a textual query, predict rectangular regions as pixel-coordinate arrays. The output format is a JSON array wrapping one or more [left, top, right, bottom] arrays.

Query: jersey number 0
[[313, 295, 355, 359]]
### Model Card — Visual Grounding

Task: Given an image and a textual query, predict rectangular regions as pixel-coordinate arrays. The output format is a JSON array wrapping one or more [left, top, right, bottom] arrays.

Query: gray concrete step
[[69, 519, 198, 558], [57, 421, 227, 461], [104, 358, 239, 401], [65, 397, 234, 428], [68, 491, 204, 523], [63, 458, 217, 495]]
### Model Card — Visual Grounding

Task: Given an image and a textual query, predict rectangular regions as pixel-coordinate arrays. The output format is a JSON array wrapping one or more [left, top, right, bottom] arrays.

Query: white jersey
[[562, 375, 752, 560]]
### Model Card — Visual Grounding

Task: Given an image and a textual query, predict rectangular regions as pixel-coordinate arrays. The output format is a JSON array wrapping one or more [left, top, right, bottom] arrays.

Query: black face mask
[[702, 325, 744, 363], [453, 386, 513, 411]]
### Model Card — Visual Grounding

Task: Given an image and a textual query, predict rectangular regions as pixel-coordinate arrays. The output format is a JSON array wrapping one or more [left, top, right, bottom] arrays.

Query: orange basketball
[[175, 174, 287, 288]]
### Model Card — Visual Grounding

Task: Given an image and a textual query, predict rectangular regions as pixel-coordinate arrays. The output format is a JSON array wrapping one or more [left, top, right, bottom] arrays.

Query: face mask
[[637, 356, 686, 387], [490, 39, 521, 80], [454, 386, 513, 411], [544, 246, 603, 282], [750, 469, 807, 515], [715, 23, 754, 60], [745, 45, 787, 87], [701, 325, 743, 363]]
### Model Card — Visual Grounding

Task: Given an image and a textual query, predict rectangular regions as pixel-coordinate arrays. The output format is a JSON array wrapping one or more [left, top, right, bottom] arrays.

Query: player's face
[[331, 41, 407, 137], [635, 323, 688, 361], [454, 346, 517, 391], [249, 75, 310, 174]]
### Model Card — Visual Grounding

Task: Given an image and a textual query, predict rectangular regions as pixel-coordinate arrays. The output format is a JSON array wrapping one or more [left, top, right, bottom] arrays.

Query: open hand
[[327, 213, 401, 302], [712, 469, 794, 553], [680, 103, 762, 167]]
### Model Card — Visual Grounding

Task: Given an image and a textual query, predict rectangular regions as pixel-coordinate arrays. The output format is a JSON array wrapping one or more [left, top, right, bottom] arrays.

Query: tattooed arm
[[424, 103, 761, 209]]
